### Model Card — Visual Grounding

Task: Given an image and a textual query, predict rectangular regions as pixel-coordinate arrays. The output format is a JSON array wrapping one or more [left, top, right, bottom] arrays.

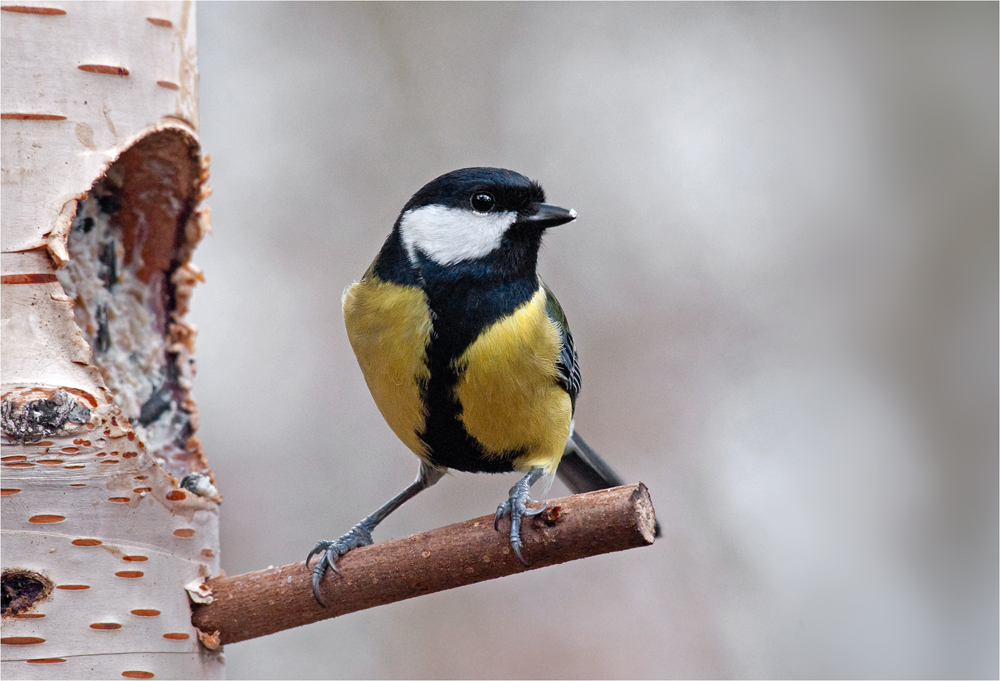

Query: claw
[[525, 501, 547, 517], [511, 541, 526, 565], [494, 504, 506, 531], [494, 469, 547, 566], [311, 555, 329, 607], [307, 524, 374, 606]]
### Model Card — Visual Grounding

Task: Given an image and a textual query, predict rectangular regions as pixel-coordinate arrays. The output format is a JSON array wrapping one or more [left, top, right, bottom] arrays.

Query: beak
[[518, 203, 577, 229]]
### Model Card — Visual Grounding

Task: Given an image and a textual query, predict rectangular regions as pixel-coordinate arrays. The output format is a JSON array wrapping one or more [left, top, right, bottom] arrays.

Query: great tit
[[308, 167, 654, 604]]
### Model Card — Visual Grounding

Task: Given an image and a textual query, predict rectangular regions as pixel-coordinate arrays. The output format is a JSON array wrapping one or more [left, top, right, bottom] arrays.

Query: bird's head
[[395, 167, 576, 269]]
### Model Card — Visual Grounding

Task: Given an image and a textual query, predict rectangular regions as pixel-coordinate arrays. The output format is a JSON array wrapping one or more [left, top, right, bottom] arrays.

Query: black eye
[[471, 192, 495, 213]]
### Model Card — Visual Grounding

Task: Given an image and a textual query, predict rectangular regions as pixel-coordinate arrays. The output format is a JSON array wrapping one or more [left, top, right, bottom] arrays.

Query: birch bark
[[1, 3, 221, 678]]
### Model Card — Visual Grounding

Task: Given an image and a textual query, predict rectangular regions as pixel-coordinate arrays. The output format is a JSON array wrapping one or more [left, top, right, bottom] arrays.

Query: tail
[[557, 430, 661, 538]]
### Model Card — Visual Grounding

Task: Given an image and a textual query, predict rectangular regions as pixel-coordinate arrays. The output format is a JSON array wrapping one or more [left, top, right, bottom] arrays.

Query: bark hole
[[53, 130, 212, 482], [1, 570, 53, 617]]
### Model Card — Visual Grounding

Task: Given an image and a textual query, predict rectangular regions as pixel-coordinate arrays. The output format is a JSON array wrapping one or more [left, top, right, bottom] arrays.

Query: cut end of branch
[[632, 482, 658, 543]]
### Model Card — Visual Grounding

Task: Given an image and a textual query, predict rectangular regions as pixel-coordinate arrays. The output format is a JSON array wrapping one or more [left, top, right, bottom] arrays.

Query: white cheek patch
[[399, 205, 517, 266]]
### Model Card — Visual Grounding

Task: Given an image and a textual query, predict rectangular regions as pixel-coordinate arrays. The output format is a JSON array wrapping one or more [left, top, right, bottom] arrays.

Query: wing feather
[[541, 279, 581, 411]]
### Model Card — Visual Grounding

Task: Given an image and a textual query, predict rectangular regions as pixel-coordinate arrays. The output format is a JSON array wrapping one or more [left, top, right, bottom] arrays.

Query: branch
[[191, 483, 657, 644]]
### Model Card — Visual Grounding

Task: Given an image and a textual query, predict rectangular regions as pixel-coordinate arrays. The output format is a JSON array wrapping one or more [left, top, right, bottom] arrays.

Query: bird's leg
[[494, 466, 547, 565], [307, 461, 444, 605]]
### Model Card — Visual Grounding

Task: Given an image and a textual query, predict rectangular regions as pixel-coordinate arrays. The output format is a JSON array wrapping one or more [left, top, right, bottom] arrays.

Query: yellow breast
[[452, 286, 572, 473], [342, 276, 432, 458]]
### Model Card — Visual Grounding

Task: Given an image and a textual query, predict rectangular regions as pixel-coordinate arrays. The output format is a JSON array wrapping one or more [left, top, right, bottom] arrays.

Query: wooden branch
[[191, 483, 657, 644]]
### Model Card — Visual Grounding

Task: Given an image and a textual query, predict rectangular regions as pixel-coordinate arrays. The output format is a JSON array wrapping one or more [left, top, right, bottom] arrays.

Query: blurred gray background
[[192, 3, 997, 678]]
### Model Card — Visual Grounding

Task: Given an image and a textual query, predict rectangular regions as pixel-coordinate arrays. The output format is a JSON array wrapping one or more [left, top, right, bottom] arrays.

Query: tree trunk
[[1, 2, 220, 679]]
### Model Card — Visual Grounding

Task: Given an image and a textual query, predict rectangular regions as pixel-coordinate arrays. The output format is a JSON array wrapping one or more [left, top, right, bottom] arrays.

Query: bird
[[307, 167, 655, 605]]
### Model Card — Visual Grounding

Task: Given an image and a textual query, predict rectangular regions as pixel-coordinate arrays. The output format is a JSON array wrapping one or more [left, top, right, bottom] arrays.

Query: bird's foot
[[306, 523, 373, 605], [494, 476, 547, 565]]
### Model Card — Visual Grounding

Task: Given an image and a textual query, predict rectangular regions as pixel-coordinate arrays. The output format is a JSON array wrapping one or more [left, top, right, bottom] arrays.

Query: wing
[[541, 279, 581, 412]]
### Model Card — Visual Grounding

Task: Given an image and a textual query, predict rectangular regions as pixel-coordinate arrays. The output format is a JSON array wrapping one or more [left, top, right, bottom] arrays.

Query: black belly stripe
[[417, 251, 540, 473]]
